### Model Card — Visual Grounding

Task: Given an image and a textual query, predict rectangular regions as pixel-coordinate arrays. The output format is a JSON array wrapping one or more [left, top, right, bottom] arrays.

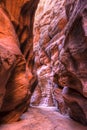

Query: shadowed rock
[[0, 0, 39, 123], [57, 0, 87, 125]]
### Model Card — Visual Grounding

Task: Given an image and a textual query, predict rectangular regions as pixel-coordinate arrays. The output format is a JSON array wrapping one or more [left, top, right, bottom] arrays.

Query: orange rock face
[[59, 0, 87, 125], [33, 0, 87, 125], [0, 0, 87, 126], [32, 0, 67, 107], [0, 0, 39, 123]]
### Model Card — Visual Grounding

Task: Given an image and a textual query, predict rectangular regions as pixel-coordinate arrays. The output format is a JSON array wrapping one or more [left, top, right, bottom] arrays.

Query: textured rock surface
[[33, 0, 87, 125], [0, 0, 39, 123], [32, 0, 67, 107], [53, 87, 68, 114], [58, 0, 87, 125], [0, 0, 87, 126], [4, 0, 40, 72]]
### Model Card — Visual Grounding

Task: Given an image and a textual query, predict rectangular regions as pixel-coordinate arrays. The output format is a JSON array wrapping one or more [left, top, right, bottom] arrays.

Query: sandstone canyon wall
[[61, 0, 87, 125], [33, 0, 87, 125], [0, 0, 87, 126], [0, 0, 39, 123], [31, 0, 67, 107]]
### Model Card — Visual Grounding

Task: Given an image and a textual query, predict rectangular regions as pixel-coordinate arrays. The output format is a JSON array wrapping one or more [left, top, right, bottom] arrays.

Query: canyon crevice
[[0, 0, 87, 129]]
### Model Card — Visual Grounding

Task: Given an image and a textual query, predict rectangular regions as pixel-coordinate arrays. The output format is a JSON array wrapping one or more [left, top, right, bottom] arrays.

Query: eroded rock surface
[[32, 0, 67, 107], [33, 0, 87, 125], [0, 0, 87, 126], [58, 0, 87, 125], [0, 0, 39, 123]]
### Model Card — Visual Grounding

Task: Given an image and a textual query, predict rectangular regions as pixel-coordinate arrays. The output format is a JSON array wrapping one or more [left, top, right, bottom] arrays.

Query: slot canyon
[[0, 0, 87, 130]]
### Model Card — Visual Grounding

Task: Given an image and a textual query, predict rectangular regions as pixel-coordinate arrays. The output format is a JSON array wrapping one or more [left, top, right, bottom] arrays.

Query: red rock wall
[[0, 0, 87, 126], [0, 0, 39, 123], [33, 0, 87, 125], [32, 0, 67, 107], [59, 0, 87, 125]]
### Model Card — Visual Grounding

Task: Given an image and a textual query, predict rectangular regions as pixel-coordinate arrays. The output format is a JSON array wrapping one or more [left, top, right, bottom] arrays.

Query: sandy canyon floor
[[0, 107, 87, 130]]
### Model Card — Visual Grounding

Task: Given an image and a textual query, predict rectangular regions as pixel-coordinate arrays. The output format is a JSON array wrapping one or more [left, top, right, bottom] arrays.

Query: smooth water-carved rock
[[58, 0, 87, 97], [0, 0, 39, 123], [33, 0, 87, 125], [63, 87, 87, 125], [4, 0, 39, 71], [32, 0, 67, 107], [53, 87, 68, 114], [58, 0, 87, 125], [0, 6, 28, 123], [0, 0, 87, 126]]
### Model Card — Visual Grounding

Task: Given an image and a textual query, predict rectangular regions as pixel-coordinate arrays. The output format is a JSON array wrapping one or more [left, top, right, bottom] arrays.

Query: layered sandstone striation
[[0, 0, 39, 123], [0, 0, 87, 126], [31, 0, 67, 107], [59, 0, 87, 125], [33, 0, 87, 125]]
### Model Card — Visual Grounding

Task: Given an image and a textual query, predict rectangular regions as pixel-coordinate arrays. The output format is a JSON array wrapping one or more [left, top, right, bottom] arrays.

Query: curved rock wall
[[59, 0, 87, 125], [0, 0, 39, 123], [33, 0, 87, 125], [32, 0, 67, 107], [0, 0, 87, 126]]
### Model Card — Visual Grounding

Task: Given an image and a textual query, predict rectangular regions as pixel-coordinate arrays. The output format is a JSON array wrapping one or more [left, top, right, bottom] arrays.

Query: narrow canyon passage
[[0, 107, 87, 130], [0, 0, 87, 129]]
